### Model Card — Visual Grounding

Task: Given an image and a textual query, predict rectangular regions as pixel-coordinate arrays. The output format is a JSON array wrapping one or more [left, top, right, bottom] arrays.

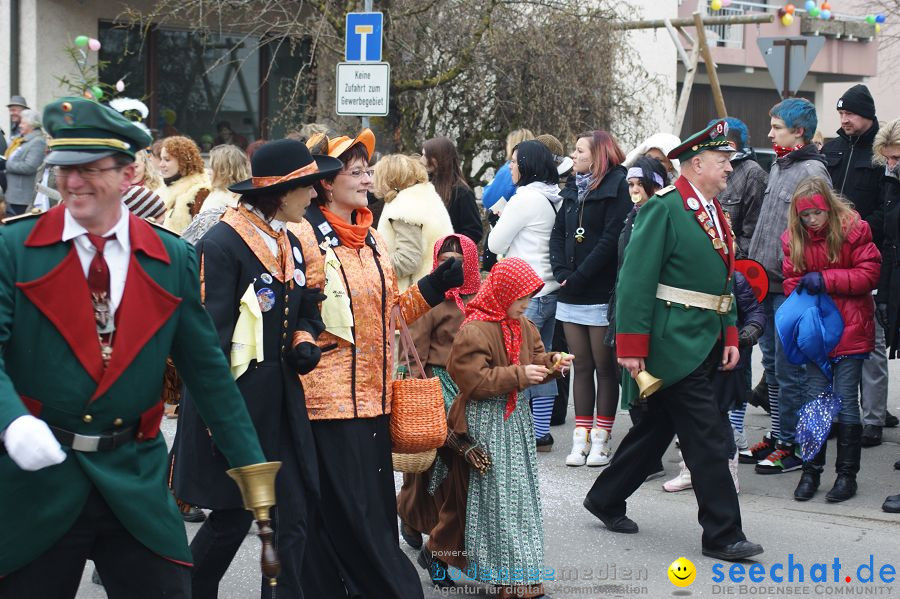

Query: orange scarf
[[222, 205, 295, 288], [321, 205, 373, 250]]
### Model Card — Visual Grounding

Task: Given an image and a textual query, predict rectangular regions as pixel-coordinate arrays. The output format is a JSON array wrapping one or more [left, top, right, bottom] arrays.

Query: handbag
[[389, 306, 447, 453]]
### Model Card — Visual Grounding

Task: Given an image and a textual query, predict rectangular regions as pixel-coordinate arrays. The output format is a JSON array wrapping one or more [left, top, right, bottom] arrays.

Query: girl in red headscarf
[[781, 177, 880, 504], [419, 258, 573, 599], [396, 233, 481, 550]]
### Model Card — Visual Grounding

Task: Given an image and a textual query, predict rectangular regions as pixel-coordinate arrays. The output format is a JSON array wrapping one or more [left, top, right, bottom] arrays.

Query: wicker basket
[[389, 307, 448, 453], [392, 449, 437, 474]]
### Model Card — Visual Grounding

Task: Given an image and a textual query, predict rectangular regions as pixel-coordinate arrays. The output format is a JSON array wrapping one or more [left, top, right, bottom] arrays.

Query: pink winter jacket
[[781, 215, 881, 356]]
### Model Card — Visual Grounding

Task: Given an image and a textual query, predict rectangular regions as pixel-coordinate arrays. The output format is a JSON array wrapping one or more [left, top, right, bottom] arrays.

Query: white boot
[[729, 450, 740, 494], [663, 461, 692, 492], [565, 427, 591, 466], [586, 428, 612, 467]]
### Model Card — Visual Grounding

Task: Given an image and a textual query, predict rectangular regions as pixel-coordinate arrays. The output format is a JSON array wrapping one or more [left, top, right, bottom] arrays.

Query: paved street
[[75, 363, 900, 598]]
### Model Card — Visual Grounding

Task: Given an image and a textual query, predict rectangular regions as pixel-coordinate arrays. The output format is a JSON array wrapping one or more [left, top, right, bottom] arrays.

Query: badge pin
[[293, 246, 304, 265], [330, 237, 339, 246], [260, 273, 273, 284], [294, 270, 306, 286], [687, 198, 700, 211], [317, 222, 333, 235], [256, 287, 276, 312], [713, 238, 725, 249]]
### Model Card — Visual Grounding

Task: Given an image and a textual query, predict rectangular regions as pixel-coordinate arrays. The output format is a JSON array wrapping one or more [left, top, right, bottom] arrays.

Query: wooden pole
[[674, 42, 701, 136], [663, 18, 692, 67], [614, 13, 774, 30], [692, 11, 727, 119]]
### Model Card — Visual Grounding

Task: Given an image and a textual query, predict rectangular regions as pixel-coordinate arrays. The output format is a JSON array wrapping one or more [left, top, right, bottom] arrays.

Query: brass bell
[[635, 370, 662, 399], [227, 461, 282, 586]]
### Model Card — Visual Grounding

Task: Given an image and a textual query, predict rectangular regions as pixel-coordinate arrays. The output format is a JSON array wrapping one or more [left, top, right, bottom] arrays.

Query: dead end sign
[[335, 62, 390, 117]]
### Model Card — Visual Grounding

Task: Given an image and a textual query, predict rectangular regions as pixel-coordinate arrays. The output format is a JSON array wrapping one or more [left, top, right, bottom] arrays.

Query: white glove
[[3, 415, 66, 471]]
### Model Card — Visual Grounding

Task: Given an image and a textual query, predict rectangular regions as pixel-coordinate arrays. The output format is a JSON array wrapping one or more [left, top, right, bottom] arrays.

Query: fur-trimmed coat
[[376, 182, 453, 291], [162, 172, 210, 234]]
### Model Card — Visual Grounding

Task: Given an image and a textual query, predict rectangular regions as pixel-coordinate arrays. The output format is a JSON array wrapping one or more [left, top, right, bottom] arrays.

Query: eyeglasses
[[339, 168, 375, 179], [54, 165, 125, 180]]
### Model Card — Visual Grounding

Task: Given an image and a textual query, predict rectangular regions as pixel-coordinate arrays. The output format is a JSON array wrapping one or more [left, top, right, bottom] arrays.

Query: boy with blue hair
[[746, 97, 832, 475]]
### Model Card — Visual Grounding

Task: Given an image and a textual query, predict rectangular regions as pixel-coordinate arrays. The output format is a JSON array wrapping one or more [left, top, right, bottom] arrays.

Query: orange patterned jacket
[[289, 209, 430, 420]]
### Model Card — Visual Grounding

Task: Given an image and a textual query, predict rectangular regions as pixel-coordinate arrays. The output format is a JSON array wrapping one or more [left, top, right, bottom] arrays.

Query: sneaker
[[740, 433, 774, 464], [586, 429, 612, 467], [755, 444, 802, 474], [565, 427, 590, 466], [729, 451, 740, 494], [885, 410, 899, 428], [733, 428, 749, 451], [663, 461, 692, 492]]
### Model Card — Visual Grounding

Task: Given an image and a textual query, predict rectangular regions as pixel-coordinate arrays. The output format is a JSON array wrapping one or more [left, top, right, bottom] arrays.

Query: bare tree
[[119, 0, 658, 184]]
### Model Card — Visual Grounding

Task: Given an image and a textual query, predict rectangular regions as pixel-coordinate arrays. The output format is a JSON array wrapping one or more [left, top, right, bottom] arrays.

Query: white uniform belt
[[656, 284, 733, 315]]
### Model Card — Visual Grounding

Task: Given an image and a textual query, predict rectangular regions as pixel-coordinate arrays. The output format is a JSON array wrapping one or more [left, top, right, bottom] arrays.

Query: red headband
[[795, 194, 828, 214]]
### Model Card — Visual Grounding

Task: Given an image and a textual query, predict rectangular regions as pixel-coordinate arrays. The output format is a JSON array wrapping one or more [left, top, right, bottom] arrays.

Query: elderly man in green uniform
[[0, 97, 272, 598], [583, 120, 764, 562]]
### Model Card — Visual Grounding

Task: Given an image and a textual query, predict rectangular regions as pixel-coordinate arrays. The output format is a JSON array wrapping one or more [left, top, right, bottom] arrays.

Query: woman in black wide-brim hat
[[172, 139, 341, 599]]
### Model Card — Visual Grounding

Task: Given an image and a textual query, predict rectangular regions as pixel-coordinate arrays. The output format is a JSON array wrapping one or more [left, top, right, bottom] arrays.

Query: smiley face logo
[[668, 557, 696, 587]]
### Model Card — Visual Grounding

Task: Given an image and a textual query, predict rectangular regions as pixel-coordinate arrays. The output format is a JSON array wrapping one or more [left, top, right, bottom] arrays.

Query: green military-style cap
[[666, 119, 736, 162], [42, 96, 153, 166]]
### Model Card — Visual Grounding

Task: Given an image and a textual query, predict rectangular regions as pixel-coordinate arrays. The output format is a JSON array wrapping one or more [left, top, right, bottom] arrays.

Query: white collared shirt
[[62, 204, 131, 318], [688, 182, 724, 239], [244, 203, 286, 258]]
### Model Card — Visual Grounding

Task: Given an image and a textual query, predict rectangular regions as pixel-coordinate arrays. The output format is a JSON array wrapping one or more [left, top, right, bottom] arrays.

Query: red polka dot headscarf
[[463, 257, 544, 418], [432, 234, 481, 311]]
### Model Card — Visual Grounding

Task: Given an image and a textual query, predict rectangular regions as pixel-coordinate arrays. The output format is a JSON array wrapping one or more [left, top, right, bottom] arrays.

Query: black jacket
[[173, 221, 325, 509], [550, 166, 632, 305], [448, 184, 483, 244], [823, 123, 884, 246], [876, 173, 900, 356]]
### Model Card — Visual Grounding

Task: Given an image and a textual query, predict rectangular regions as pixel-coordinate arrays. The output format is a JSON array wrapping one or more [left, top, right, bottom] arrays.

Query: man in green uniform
[[0, 97, 270, 598], [583, 120, 764, 561]]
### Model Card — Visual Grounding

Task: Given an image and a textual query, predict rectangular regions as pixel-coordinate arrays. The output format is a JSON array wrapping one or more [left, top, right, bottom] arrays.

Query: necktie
[[706, 203, 722, 238], [86, 233, 116, 365]]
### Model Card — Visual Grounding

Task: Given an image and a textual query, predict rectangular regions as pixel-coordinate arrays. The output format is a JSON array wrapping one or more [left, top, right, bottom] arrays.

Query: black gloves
[[284, 342, 322, 375], [876, 303, 889, 329], [418, 257, 464, 306], [738, 322, 764, 348]]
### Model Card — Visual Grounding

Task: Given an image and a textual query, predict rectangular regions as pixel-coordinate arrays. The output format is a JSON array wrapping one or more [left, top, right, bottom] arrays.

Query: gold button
[[137, 432, 144, 440], [284, 307, 289, 315], [281, 345, 286, 352], [284, 295, 289, 302], [283, 319, 289, 327], [82, 414, 93, 423], [113, 418, 123, 427]]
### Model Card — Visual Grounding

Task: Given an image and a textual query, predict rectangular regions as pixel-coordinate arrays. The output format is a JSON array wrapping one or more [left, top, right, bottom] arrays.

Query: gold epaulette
[[2, 209, 44, 224], [654, 185, 676, 197]]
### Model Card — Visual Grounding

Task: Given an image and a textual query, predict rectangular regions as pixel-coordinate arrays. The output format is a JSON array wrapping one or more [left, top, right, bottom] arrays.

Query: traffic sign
[[757, 36, 825, 98], [345, 12, 383, 62], [335, 62, 390, 116]]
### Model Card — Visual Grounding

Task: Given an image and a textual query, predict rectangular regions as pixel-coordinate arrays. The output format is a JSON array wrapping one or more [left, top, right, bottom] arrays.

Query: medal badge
[[687, 197, 700, 211]]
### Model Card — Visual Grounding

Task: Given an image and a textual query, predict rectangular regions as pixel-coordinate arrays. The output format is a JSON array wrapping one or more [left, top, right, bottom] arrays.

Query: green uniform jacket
[[615, 176, 739, 409], [0, 206, 265, 575]]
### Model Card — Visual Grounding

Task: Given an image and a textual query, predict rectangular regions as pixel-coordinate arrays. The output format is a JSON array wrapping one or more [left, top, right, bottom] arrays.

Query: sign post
[[757, 36, 825, 98], [341, 10, 389, 125]]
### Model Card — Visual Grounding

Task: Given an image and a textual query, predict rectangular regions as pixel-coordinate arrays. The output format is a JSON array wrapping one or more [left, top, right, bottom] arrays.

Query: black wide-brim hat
[[229, 139, 343, 196]]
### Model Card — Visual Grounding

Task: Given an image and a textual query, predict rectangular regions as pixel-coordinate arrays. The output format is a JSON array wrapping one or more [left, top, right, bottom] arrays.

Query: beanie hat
[[836, 84, 876, 121]]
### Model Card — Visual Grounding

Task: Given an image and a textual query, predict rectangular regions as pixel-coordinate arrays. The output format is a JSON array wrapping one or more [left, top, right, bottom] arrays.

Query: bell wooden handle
[[256, 519, 281, 586]]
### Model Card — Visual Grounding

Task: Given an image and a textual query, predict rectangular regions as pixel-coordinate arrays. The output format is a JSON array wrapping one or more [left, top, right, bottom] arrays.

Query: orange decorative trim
[[251, 162, 319, 188], [292, 330, 315, 348]]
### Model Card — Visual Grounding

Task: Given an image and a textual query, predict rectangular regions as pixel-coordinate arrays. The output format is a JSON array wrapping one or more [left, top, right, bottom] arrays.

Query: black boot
[[826, 423, 862, 503], [749, 378, 770, 413], [794, 443, 826, 501]]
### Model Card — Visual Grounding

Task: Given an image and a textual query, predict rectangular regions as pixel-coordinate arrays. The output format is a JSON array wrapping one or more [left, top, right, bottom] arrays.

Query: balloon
[[91, 86, 103, 100], [778, 7, 786, 17], [88, 38, 101, 52], [722, 0, 732, 6], [74, 35, 89, 47], [782, 13, 795, 26], [710, 0, 722, 10], [809, 6, 820, 16], [876, 24, 882, 33], [115, 80, 125, 93], [820, 1, 830, 9], [785, 4, 796, 15], [820, 9, 831, 19], [804, 0, 815, 10], [865, 15, 876, 24], [876, 14, 886, 24]]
